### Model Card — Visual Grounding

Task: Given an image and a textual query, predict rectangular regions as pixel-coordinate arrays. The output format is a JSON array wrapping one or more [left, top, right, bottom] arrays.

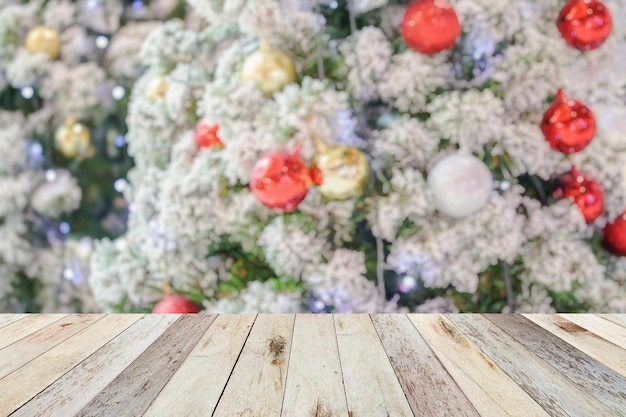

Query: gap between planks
[[143, 314, 257, 417], [10, 314, 177, 417], [0, 314, 141, 416]]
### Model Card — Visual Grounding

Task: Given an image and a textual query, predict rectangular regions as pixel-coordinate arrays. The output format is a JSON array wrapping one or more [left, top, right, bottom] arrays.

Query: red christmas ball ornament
[[603, 211, 626, 257], [400, 0, 461, 55], [195, 118, 223, 149], [152, 283, 201, 314], [250, 146, 313, 213], [557, 0, 612, 51], [541, 89, 596, 154], [554, 167, 604, 223]]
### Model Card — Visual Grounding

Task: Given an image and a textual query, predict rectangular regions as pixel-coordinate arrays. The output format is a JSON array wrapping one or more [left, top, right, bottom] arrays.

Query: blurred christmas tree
[[78, 0, 625, 314], [0, 0, 187, 312]]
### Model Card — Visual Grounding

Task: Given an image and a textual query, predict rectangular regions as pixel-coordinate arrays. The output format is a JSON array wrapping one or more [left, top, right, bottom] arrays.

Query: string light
[[95, 35, 109, 49], [114, 134, 126, 147], [45, 169, 57, 182], [59, 222, 71, 234], [398, 275, 418, 293], [114, 178, 128, 192], [111, 85, 125, 100], [63, 267, 75, 280], [85, 0, 100, 9], [498, 180, 511, 192], [308, 297, 328, 313], [29, 142, 43, 157], [20, 86, 34, 99]]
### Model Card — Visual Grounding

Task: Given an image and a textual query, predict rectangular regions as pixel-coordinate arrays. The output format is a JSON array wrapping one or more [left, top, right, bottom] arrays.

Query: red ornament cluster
[[400, 0, 461, 55], [554, 167, 604, 223], [558, 0, 612, 51], [195, 118, 223, 149], [152, 294, 201, 314], [541, 90, 596, 154], [604, 211, 626, 257], [250, 147, 314, 213]]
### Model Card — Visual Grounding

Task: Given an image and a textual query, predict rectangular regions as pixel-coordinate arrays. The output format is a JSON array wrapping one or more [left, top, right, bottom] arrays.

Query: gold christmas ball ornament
[[144, 75, 169, 101], [24, 26, 61, 60], [241, 38, 297, 96], [55, 117, 93, 159], [312, 139, 370, 200]]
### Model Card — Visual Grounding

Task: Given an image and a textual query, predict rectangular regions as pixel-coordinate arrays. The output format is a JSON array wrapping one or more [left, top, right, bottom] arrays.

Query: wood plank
[[10, 314, 177, 417], [371, 314, 480, 417], [448, 314, 619, 417], [0, 314, 103, 379], [0, 314, 66, 349], [76, 314, 217, 417], [0, 314, 28, 329], [560, 314, 626, 349], [0, 314, 141, 416], [408, 314, 549, 417], [143, 314, 256, 417], [598, 314, 626, 328], [334, 315, 414, 417], [524, 314, 626, 377], [213, 314, 294, 417], [485, 314, 626, 416], [281, 314, 349, 417]]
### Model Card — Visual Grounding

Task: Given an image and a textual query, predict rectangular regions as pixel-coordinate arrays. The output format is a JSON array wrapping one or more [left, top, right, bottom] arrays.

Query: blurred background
[[1, 0, 625, 314]]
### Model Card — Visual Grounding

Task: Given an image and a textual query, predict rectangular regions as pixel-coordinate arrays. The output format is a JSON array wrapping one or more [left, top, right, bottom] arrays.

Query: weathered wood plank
[[0, 314, 66, 349], [408, 314, 549, 417], [76, 314, 216, 417], [486, 314, 626, 415], [448, 314, 619, 417], [144, 314, 256, 417], [0, 314, 141, 416], [371, 314, 480, 417], [10, 314, 177, 417], [212, 314, 294, 417], [524, 314, 626, 377], [0, 314, 103, 379], [334, 315, 413, 417], [281, 314, 348, 417], [0, 314, 28, 329], [560, 314, 626, 349], [598, 314, 626, 328]]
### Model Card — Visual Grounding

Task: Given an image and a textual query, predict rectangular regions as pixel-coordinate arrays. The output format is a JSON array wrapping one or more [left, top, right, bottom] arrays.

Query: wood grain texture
[[0, 314, 140, 416], [144, 314, 256, 417], [408, 314, 549, 417], [143, 314, 256, 417], [560, 313, 626, 349], [598, 314, 626, 328], [281, 314, 349, 417], [11, 314, 177, 417], [486, 314, 626, 416], [1, 313, 624, 416], [334, 314, 414, 417], [0, 314, 27, 329], [524, 314, 626, 377], [213, 314, 294, 417], [0, 314, 66, 349], [372, 314, 480, 417], [76, 314, 216, 417], [0, 314, 103, 379], [448, 314, 619, 417]]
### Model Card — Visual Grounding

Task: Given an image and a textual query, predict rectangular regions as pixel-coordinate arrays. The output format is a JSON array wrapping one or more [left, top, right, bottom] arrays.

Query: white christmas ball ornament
[[427, 153, 493, 218]]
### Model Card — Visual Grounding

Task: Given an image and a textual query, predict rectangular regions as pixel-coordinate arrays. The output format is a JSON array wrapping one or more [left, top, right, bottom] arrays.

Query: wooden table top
[[0, 314, 624, 417]]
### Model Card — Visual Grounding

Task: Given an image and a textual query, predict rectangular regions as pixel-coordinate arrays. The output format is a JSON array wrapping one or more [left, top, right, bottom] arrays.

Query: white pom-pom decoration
[[427, 153, 493, 218]]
